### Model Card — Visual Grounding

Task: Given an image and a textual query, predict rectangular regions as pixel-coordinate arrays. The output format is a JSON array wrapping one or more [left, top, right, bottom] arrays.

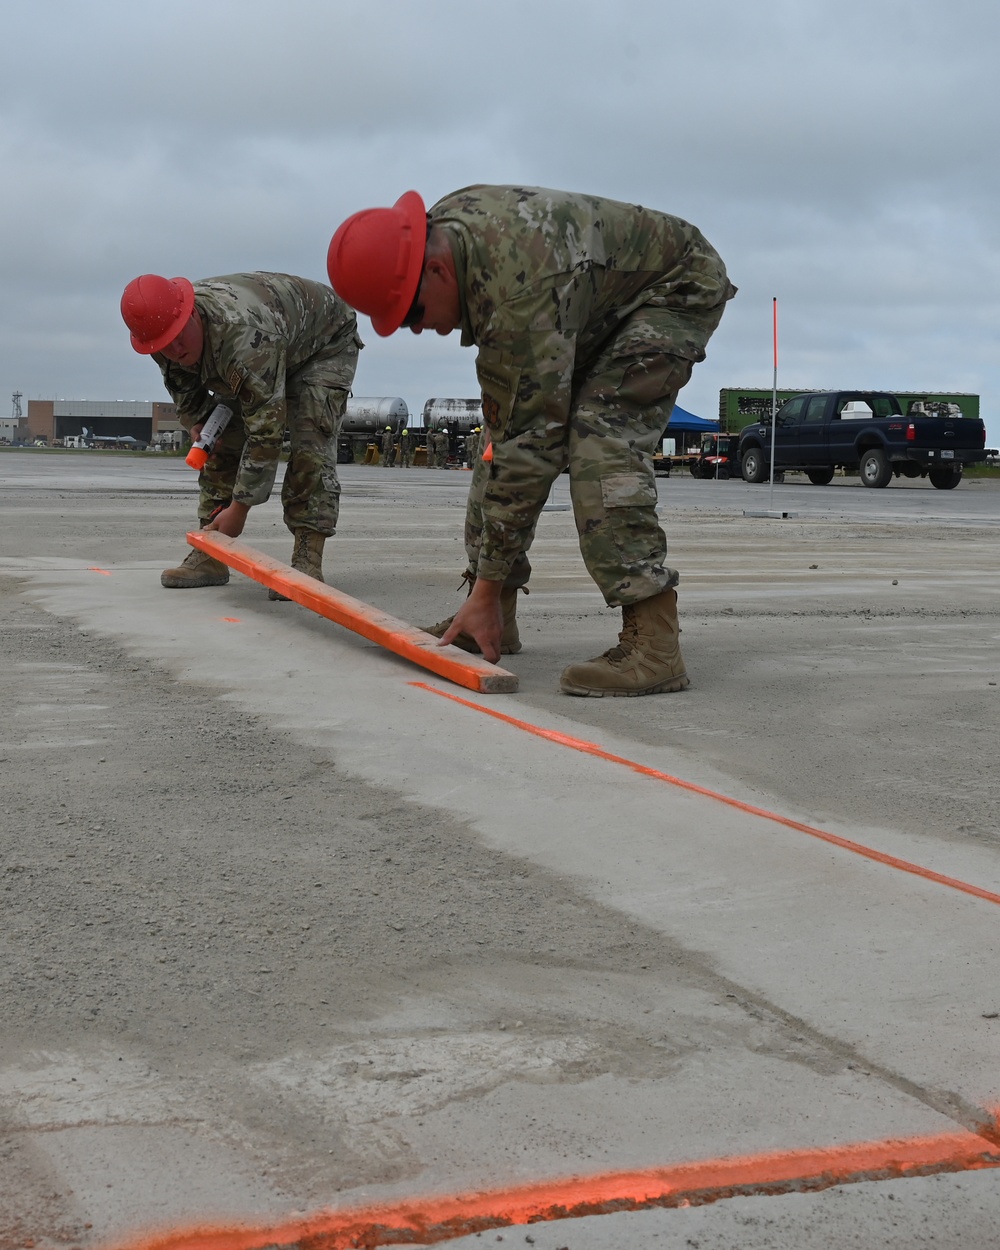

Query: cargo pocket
[[601, 473, 657, 510], [476, 348, 521, 443], [601, 472, 659, 558]]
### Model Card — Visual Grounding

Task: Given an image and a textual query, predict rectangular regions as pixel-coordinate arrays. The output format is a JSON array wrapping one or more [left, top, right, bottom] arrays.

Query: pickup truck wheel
[[929, 465, 962, 490], [806, 468, 835, 485], [741, 447, 767, 484], [859, 448, 892, 488]]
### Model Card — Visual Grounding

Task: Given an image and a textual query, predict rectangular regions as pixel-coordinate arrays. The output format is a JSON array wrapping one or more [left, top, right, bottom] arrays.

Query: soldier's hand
[[439, 579, 503, 664], [205, 501, 250, 538]]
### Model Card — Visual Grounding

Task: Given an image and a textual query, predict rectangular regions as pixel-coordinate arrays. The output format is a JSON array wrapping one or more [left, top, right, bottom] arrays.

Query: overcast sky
[[2, 0, 998, 444]]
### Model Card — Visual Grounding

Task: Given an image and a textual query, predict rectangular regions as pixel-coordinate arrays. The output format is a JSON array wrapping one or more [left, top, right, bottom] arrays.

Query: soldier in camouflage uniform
[[327, 186, 735, 695], [399, 428, 413, 467], [464, 427, 483, 468], [121, 272, 361, 598], [380, 425, 396, 467], [436, 428, 452, 468]]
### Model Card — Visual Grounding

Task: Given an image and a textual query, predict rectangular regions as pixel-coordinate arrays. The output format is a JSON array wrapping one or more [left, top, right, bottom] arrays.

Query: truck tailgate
[[908, 417, 985, 449]]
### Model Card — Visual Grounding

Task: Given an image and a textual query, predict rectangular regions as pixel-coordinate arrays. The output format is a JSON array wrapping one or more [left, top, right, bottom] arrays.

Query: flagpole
[[768, 297, 778, 509]]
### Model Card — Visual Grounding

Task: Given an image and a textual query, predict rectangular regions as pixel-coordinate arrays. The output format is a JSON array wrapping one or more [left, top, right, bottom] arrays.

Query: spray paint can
[[185, 404, 232, 470]]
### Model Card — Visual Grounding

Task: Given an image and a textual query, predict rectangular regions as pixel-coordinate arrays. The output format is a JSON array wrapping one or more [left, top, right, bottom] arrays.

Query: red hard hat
[[120, 274, 195, 354], [326, 191, 426, 336]]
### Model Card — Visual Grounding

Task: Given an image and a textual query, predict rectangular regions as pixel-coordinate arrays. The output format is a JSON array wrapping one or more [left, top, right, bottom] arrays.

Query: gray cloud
[[1, 0, 997, 440]]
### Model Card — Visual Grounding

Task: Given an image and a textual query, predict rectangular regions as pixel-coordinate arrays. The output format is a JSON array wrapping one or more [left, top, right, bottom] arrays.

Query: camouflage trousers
[[466, 302, 727, 605], [195, 342, 357, 535]]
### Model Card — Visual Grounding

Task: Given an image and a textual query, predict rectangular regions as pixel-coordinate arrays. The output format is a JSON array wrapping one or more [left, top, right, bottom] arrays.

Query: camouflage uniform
[[399, 430, 412, 467], [380, 427, 396, 467], [154, 273, 361, 534], [433, 428, 450, 468], [463, 429, 482, 467], [428, 186, 736, 605]]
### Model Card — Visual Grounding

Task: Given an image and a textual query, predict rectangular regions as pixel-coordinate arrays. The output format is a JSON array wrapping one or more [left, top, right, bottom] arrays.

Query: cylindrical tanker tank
[[337, 397, 409, 464], [342, 397, 409, 434], [421, 397, 482, 434]]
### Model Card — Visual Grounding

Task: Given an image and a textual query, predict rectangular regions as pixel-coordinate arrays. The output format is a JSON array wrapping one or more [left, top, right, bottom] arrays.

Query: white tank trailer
[[421, 397, 482, 433], [338, 397, 409, 463], [421, 398, 484, 461]]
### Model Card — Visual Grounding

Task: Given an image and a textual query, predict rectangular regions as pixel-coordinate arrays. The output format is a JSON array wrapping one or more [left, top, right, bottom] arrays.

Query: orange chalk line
[[187, 532, 517, 695], [411, 682, 1000, 908], [87, 566, 112, 575], [104, 1121, 1000, 1250]]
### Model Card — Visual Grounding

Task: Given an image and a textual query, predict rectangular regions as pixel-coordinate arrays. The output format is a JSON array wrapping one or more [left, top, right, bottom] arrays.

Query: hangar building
[[26, 399, 180, 447]]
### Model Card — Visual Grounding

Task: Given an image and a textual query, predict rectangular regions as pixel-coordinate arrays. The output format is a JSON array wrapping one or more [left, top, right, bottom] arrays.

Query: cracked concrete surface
[[1, 453, 999, 1248]]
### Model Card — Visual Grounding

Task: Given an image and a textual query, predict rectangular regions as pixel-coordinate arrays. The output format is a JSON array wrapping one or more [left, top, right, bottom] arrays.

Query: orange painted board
[[187, 531, 518, 694]]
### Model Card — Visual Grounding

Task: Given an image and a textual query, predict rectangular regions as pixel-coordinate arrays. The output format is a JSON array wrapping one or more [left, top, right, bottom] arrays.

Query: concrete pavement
[[1, 452, 999, 1248]]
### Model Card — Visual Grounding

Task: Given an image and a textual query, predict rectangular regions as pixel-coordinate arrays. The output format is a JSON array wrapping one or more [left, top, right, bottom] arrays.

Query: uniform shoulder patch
[[227, 363, 248, 395]]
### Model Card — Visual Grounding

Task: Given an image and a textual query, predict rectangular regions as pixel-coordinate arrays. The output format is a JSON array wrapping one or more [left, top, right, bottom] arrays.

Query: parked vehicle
[[689, 433, 743, 479], [738, 391, 989, 489]]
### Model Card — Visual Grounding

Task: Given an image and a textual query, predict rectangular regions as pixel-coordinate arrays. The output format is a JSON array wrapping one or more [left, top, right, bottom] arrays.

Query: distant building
[[27, 399, 180, 447]]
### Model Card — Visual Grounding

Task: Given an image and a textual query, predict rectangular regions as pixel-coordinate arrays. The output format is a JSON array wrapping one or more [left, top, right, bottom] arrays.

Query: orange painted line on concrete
[[412, 683, 1000, 908], [187, 532, 517, 694], [103, 1119, 1000, 1250], [221, 617, 241, 623], [87, 566, 112, 575]]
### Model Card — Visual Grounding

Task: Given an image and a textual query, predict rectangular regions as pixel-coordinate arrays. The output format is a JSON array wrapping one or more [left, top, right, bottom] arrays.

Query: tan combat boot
[[160, 548, 230, 589], [424, 583, 523, 655], [269, 530, 326, 601], [559, 587, 689, 696]]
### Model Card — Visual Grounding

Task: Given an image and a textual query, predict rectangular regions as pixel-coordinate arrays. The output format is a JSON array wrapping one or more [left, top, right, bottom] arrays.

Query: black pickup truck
[[738, 391, 989, 489]]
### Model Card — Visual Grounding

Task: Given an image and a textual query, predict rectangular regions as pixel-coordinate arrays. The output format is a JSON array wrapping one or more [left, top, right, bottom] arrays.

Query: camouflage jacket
[[429, 184, 735, 404], [427, 186, 736, 574], [155, 273, 359, 505]]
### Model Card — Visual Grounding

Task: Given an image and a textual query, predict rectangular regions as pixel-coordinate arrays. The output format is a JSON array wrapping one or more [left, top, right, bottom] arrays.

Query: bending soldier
[[121, 272, 361, 599], [328, 185, 734, 694]]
